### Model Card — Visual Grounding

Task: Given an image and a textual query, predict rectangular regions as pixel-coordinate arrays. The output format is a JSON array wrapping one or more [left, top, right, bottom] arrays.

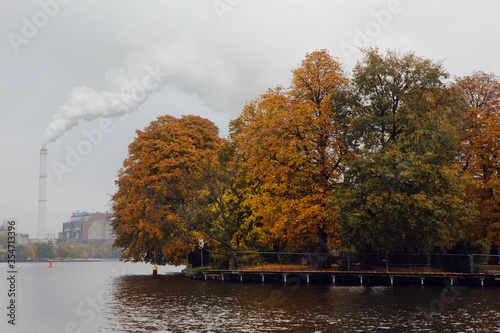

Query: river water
[[2, 261, 500, 332]]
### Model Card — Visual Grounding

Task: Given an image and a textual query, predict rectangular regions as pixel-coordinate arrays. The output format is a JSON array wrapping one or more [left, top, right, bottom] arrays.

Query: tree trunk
[[488, 244, 499, 265], [314, 228, 330, 270], [360, 245, 372, 270]]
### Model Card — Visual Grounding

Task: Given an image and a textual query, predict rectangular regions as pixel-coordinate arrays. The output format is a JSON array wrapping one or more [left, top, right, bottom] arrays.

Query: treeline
[[0, 233, 121, 261], [111, 48, 500, 266]]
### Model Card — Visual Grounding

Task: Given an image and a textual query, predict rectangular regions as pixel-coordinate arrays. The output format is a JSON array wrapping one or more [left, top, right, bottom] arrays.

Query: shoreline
[[183, 267, 500, 287]]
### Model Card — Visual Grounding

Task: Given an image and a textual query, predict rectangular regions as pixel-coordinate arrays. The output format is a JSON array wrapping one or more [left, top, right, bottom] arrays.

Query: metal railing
[[207, 251, 500, 274]]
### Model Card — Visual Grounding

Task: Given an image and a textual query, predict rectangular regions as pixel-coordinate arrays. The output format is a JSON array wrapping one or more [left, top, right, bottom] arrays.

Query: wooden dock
[[201, 269, 500, 287]]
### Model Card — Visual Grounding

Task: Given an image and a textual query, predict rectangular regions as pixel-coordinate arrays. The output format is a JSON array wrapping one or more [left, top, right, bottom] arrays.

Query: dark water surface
[[3, 261, 500, 332]]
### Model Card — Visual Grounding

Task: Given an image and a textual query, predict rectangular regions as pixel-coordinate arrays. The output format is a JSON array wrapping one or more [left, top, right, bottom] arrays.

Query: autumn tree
[[231, 50, 352, 256], [73, 243, 88, 259], [27, 243, 37, 260], [455, 72, 500, 257], [335, 49, 469, 254], [111, 115, 222, 265]]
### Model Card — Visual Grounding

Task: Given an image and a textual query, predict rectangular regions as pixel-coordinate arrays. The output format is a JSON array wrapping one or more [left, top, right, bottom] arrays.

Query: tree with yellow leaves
[[231, 50, 352, 257]]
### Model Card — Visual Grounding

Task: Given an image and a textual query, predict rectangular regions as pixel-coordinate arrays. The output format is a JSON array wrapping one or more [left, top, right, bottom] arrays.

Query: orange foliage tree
[[455, 72, 500, 254], [230, 50, 352, 254], [111, 115, 222, 265]]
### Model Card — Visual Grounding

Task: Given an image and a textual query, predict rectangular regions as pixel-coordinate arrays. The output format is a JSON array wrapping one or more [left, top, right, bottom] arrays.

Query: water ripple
[[99, 274, 500, 332]]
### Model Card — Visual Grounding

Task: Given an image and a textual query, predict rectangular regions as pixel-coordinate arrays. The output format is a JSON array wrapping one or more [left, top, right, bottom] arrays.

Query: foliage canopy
[[111, 49, 500, 266]]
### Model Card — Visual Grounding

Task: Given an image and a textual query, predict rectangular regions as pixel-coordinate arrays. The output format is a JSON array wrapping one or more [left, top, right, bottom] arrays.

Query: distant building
[[60, 211, 90, 240], [1, 220, 30, 245], [16, 233, 30, 246], [0, 220, 9, 231], [59, 211, 115, 242]]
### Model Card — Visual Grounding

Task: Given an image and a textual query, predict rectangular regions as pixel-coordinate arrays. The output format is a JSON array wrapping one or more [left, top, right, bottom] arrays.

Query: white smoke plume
[[42, 40, 231, 145]]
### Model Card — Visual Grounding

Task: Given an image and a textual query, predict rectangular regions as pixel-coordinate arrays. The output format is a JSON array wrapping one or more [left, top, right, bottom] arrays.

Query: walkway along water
[[186, 251, 500, 287], [199, 269, 500, 287]]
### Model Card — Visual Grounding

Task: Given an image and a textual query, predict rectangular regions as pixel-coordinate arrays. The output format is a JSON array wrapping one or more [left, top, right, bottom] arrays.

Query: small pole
[[153, 250, 158, 279], [199, 238, 204, 267]]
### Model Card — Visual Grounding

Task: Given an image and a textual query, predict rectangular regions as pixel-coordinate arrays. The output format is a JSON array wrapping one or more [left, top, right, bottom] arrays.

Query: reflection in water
[[102, 274, 500, 333]]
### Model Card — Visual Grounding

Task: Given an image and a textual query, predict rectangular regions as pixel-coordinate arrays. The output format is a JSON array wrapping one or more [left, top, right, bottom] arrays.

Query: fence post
[[277, 252, 282, 271], [309, 253, 313, 270], [385, 253, 389, 272], [347, 252, 351, 272], [470, 254, 474, 274]]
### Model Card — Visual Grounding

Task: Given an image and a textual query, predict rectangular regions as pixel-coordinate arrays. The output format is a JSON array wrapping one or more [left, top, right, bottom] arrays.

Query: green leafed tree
[[176, 141, 255, 267], [334, 48, 470, 254], [35, 242, 55, 259], [56, 242, 77, 258]]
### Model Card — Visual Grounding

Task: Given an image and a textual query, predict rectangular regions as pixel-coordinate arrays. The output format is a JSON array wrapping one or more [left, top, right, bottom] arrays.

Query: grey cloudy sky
[[1, 0, 499, 238]]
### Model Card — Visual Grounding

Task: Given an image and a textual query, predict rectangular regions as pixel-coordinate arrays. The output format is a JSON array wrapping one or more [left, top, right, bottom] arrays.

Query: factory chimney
[[37, 146, 48, 240]]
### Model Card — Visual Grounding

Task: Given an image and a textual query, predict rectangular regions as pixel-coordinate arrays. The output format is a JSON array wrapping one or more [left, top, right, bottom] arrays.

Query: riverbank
[[185, 266, 500, 287]]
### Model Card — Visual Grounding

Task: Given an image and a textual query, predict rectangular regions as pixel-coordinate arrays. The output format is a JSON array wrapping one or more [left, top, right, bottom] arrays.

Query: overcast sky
[[1, 0, 499, 238]]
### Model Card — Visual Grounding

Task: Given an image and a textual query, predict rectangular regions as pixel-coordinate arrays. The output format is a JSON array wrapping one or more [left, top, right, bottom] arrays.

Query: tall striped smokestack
[[37, 146, 48, 240]]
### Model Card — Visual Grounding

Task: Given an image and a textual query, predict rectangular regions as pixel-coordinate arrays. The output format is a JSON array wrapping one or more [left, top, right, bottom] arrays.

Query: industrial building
[[59, 211, 115, 242], [0, 220, 29, 245]]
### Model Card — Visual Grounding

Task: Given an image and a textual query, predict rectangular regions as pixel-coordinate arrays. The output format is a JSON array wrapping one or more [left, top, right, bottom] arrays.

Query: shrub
[[209, 253, 229, 269], [241, 252, 264, 267], [192, 267, 206, 280], [443, 240, 485, 273]]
